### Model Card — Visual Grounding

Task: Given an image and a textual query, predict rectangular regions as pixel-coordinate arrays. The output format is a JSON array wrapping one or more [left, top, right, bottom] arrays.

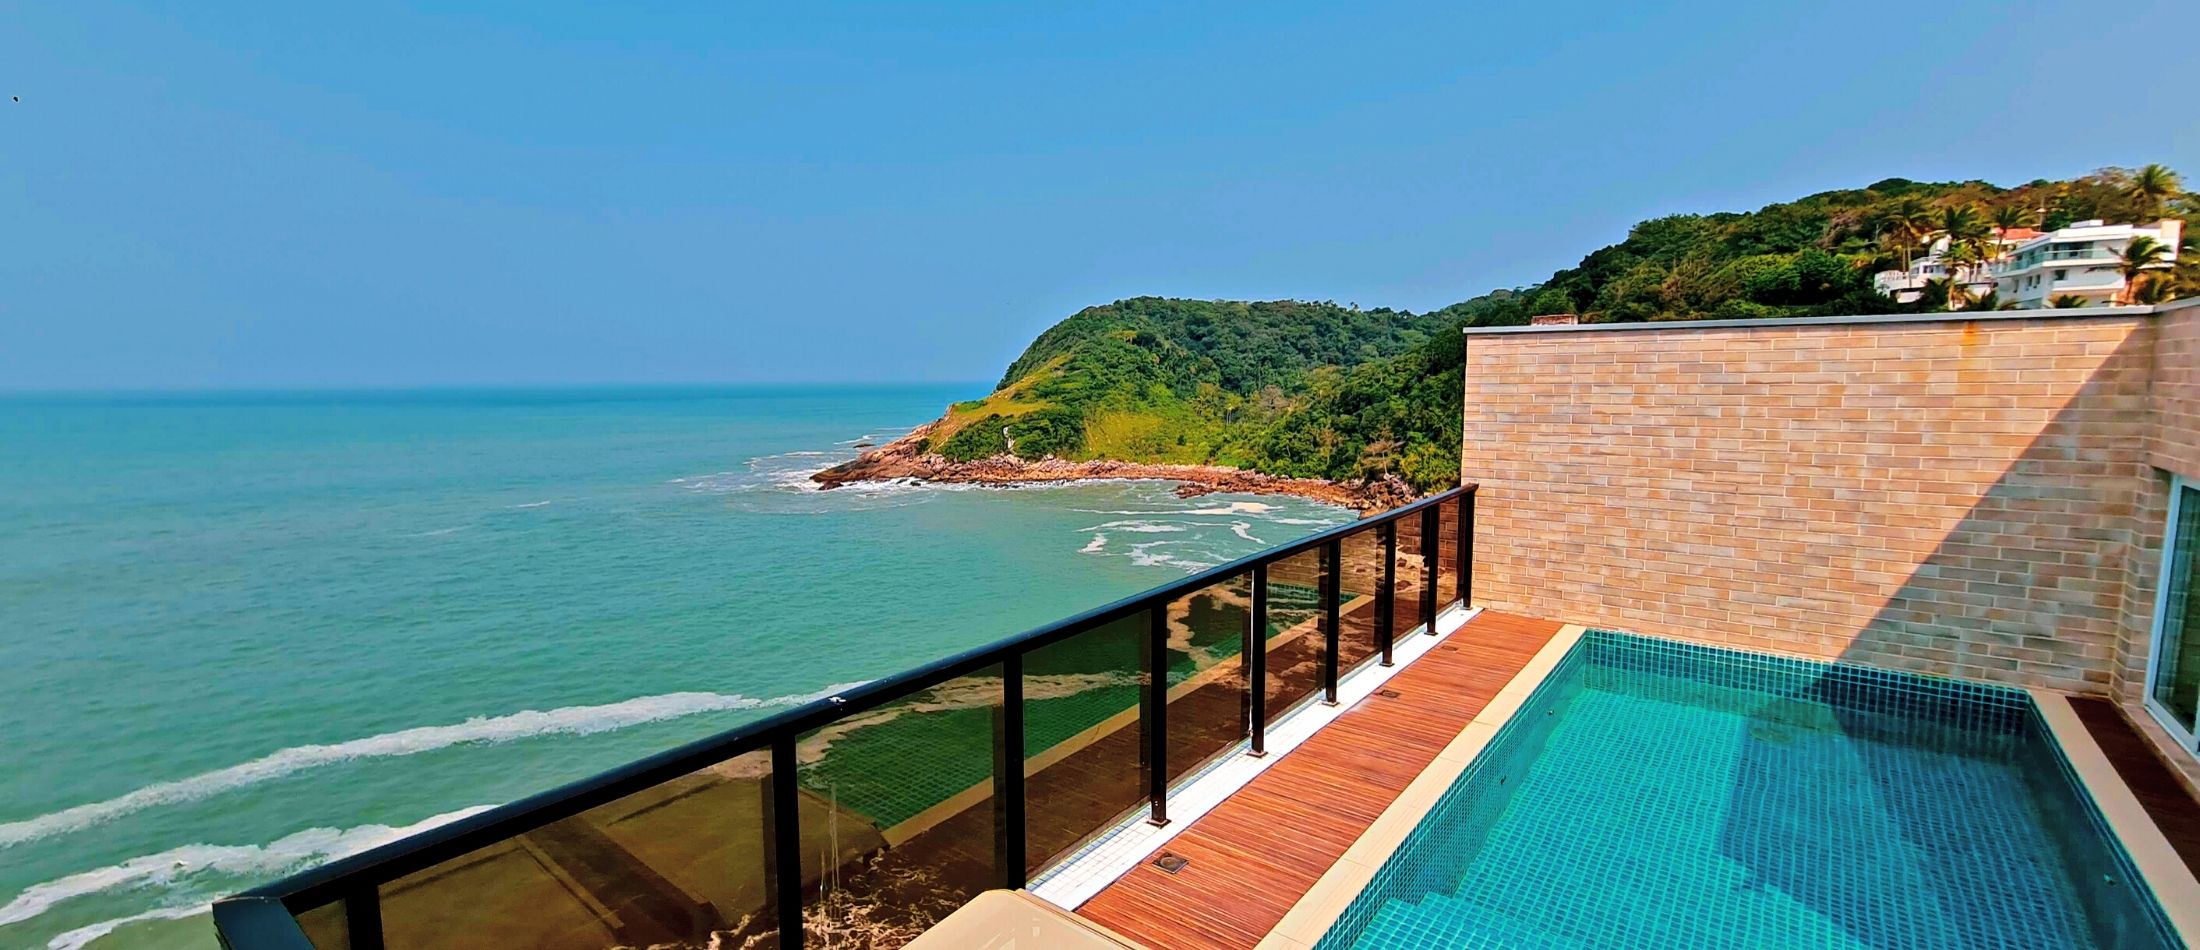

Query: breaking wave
[[9, 805, 497, 949], [0, 683, 864, 850]]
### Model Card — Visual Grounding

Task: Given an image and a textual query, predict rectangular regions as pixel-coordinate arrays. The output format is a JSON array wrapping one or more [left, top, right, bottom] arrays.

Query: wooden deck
[[2067, 696, 2200, 877], [1074, 610, 1564, 950]]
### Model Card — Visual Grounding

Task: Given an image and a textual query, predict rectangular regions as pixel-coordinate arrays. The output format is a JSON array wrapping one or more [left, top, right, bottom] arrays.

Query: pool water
[[1318, 632, 2181, 950]]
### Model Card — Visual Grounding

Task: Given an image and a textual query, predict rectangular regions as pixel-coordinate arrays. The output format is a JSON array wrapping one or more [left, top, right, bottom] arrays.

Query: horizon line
[[0, 379, 995, 398]]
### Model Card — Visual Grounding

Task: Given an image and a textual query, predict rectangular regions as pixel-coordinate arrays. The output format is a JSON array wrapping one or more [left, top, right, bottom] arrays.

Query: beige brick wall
[[1461, 314, 2158, 693], [2152, 301, 2200, 481], [2139, 301, 2200, 787]]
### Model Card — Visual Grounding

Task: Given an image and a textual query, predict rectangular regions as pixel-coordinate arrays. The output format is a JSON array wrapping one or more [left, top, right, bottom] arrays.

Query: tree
[[2119, 235, 2171, 304], [2172, 232, 2200, 298], [1878, 197, 1933, 272], [1990, 203, 2034, 234], [1936, 205, 1992, 289], [2133, 274, 2178, 305], [1926, 277, 1974, 311], [2049, 294, 2088, 309], [2125, 163, 2183, 220]]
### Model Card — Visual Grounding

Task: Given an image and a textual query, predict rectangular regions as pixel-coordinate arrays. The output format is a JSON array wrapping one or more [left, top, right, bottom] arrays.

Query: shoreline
[[810, 423, 1418, 513]]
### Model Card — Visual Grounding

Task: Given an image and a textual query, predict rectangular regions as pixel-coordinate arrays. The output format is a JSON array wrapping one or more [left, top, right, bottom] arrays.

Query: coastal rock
[[812, 424, 1423, 513]]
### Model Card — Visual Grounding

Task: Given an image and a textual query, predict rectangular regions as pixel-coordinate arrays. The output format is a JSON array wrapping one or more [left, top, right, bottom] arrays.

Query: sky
[[2, 1, 2196, 390]]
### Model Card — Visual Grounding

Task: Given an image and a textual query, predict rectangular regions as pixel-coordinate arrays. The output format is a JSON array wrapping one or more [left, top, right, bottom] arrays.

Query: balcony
[[1999, 247, 2120, 273], [213, 489, 1477, 950], [215, 302, 2200, 950]]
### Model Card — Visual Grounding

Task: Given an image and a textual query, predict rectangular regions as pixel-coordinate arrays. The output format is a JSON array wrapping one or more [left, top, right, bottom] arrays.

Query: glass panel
[[1393, 515, 1427, 637], [1165, 573, 1251, 784], [1336, 527, 1384, 674], [1264, 548, 1328, 725], [376, 749, 778, 950], [798, 668, 1001, 949], [2152, 484, 2200, 731], [1022, 614, 1149, 877], [294, 901, 349, 950], [1436, 498, 1462, 612]]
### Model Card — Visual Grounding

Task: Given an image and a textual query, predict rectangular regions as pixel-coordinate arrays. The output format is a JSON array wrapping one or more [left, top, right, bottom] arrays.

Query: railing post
[[995, 652, 1026, 888], [1462, 486, 1477, 610], [1420, 507, 1439, 634], [344, 888, 384, 950], [1143, 603, 1169, 826], [1248, 565, 1268, 757], [1321, 538, 1341, 704], [771, 737, 803, 950], [1378, 522, 1396, 667]]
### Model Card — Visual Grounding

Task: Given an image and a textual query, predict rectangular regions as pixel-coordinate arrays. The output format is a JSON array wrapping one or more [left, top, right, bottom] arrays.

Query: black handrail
[[216, 483, 1476, 950]]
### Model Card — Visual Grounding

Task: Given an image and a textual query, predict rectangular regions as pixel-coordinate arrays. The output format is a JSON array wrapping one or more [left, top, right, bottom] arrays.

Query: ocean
[[0, 385, 1353, 950]]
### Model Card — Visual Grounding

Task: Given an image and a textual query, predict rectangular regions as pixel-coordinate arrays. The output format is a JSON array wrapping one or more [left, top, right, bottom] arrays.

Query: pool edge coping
[[2030, 688, 2200, 947], [1251, 621, 1590, 950]]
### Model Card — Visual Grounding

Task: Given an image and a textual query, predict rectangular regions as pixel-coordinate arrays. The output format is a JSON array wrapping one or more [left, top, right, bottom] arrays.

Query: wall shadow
[[1707, 329, 2171, 948]]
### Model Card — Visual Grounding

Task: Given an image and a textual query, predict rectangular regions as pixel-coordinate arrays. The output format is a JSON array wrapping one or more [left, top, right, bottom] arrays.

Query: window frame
[[2144, 474, 2200, 754]]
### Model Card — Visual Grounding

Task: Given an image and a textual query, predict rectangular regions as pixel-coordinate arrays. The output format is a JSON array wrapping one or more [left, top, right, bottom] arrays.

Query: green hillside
[[931, 166, 2198, 494]]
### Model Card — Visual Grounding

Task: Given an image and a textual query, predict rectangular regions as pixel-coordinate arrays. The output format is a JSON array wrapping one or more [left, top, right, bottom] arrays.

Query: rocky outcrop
[[811, 423, 1421, 513]]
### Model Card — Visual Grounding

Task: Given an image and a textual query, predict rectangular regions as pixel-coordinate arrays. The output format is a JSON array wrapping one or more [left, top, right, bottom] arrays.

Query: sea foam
[[14, 805, 496, 950], [0, 683, 863, 850], [0, 805, 496, 929]]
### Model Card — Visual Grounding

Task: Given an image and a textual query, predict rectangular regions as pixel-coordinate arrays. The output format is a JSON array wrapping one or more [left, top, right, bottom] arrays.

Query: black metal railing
[[213, 484, 1476, 950]]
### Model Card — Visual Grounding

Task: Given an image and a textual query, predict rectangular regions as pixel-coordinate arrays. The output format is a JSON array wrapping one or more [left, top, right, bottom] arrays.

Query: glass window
[[2150, 483, 2200, 736]]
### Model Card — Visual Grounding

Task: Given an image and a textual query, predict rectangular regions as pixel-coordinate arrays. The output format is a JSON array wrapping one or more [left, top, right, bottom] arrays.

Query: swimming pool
[[1314, 631, 2183, 950]]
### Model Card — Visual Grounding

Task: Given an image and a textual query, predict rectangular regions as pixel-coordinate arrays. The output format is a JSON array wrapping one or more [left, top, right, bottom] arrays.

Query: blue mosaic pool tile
[[1312, 630, 2181, 950]]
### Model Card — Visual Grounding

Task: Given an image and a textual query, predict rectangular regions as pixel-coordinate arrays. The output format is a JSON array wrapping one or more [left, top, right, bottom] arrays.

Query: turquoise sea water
[[0, 386, 1353, 950]]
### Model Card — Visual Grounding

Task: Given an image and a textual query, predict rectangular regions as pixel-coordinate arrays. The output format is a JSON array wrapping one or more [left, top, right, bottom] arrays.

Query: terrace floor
[[2067, 696, 2200, 877], [1074, 610, 1564, 950]]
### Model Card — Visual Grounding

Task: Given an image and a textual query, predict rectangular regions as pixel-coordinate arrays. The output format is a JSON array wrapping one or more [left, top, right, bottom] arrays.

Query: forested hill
[[902, 166, 2196, 495]]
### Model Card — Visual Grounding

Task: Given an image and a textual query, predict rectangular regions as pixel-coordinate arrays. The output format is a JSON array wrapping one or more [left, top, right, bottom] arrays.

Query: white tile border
[[2029, 689, 2200, 947], [1027, 604, 1486, 910], [1256, 623, 1588, 949]]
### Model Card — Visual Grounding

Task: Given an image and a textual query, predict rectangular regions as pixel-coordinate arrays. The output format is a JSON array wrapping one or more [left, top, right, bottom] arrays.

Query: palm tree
[[1937, 205, 1992, 283], [2173, 233, 2200, 299], [1926, 275, 1975, 312], [2049, 294, 2088, 309], [2125, 163, 2183, 220], [1941, 242, 1984, 309], [1878, 198, 1933, 273], [1990, 203, 2033, 234], [2134, 274, 2178, 305], [1939, 204, 1988, 243], [2118, 235, 2171, 305]]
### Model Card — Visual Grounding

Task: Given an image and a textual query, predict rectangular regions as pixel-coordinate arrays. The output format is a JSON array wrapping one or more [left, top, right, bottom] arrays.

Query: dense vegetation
[[929, 165, 2200, 494]]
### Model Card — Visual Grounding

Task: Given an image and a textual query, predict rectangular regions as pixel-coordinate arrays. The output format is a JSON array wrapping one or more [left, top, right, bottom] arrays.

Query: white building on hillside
[[1993, 219, 2183, 309], [1873, 230, 2035, 304]]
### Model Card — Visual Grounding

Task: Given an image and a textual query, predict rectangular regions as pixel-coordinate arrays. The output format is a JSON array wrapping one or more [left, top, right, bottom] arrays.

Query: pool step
[[1359, 892, 1583, 949]]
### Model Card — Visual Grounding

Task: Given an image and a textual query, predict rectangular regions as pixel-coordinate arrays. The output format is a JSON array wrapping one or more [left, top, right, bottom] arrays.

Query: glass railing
[[213, 484, 1477, 950], [2002, 248, 2118, 272]]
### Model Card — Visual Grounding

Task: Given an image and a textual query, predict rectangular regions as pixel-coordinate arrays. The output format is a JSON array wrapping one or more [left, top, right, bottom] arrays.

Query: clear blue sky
[[3, 1, 2195, 389]]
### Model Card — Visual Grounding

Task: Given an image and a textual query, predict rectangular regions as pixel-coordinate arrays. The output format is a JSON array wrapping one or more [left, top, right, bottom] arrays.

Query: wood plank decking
[[1074, 610, 1564, 950], [2068, 696, 2200, 877]]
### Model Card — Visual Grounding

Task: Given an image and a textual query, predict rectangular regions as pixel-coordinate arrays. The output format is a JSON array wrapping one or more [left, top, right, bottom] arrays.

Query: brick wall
[[2152, 301, 2200, 481], [2139, 301, 2200, 788], [1460, 313, 2158, 693]]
